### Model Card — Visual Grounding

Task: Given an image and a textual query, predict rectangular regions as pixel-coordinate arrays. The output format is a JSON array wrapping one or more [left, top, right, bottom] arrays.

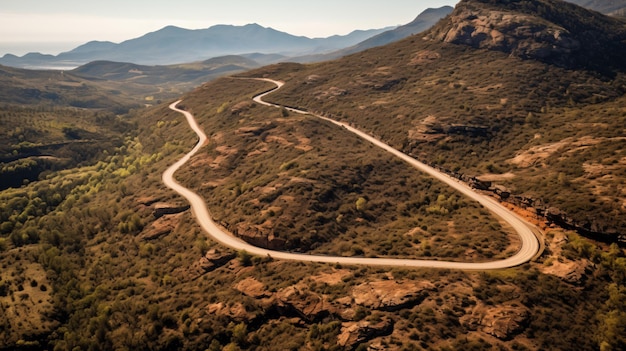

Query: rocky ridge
[[425, 0, 626, 73]]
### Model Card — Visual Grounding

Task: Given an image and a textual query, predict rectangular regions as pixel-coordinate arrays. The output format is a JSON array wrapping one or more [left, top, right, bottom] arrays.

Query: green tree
[[597, 284, 626, 351], [238, 250, 252, 267], [355, 197, 367, 212], [232, 322, 248, 346]]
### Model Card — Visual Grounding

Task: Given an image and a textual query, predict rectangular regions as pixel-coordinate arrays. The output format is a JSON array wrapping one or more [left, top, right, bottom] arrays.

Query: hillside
[[246, 0, 626, 241], [426, 0, 626, 74], [71, 55, 260, 92], [1, 1, 626, 350], [0, 64, 145, 110], [347, 6, 454, 52], [293, 6, 453, 63], [0, 64, 142, 190]]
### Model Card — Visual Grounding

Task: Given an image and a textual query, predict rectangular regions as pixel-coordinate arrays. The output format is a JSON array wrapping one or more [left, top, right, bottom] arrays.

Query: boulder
[[461, 303, 529, 340], [351, 280, 434, 311], [274, 284, 336, 322], [234, 223, 287, 250], [336, 317, 394, 350], [186, 249, 235, 280], [199, 249, 235, 269], [153, 202, 190, 218], [235, 277, 270, 298], [493, 185, 510, 199]]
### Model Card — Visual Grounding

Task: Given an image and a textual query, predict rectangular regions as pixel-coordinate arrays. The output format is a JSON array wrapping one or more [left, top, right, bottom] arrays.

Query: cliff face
[[425, 0, 626, 73]]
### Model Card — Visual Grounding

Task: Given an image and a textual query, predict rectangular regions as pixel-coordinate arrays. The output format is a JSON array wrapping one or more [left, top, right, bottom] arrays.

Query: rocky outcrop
[[186, 249, 235, 280], [274, 284, 336, 322], [482, 305, 529, 340], [235, 122, 276, 137], [461, 303, 530, 340], [206, 302, 251, 322], [427, 6, 580, 61], [230, 101, 256, 115], [137, 196, 162, 206], [407, 115, 490, 144], [233, 279, 337, 323], [233, 223, 287, 250], [543, 258, 595, 285], [493, 185, 510, 199], [180, 250, 242, 283], [337, 317, 394, 350], [351, 280, 434, 311], [153, 202, 189, 218], [407, 155, 625, 244], [139, 212, 183, 240], [425, 0, 626, 73], [235, 277, 270, 298]]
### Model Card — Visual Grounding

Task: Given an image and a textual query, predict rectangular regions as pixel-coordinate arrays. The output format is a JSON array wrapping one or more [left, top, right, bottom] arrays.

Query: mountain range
[[566, 0, 626, 15], [0, 24, 392, 69], [2, 0, 620, 70], [290, 6, 454, 62], [0, 7, 453, 69]]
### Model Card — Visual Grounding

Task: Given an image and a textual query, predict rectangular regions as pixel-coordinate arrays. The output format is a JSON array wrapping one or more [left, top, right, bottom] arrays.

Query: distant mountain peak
[[425, 0, 626, 74], [565, 0, 626, 15], [157, 25, 187, 32], [315, 5, 453, 60], [420, 6, 455, 15], [0, 8, 446, 68], [162, 24, 183, 30]]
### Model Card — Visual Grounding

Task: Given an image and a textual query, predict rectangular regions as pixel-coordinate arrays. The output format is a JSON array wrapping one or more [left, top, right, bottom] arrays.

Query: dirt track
[[163, 79, 540, 269]]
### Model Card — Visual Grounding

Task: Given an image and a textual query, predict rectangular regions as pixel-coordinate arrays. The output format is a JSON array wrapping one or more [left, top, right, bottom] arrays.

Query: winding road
[[164, 79, 540, 269]]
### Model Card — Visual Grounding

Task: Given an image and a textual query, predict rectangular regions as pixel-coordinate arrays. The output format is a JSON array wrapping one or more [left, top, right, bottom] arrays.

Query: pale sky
[[0, 0, 458, 56]]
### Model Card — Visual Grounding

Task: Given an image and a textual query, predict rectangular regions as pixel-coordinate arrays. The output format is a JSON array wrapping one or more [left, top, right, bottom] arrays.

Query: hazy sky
[[0, 0, 458, 56]]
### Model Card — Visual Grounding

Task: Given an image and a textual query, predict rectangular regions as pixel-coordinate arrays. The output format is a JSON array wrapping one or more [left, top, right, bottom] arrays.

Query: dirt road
[[163, 81, 540, 269]]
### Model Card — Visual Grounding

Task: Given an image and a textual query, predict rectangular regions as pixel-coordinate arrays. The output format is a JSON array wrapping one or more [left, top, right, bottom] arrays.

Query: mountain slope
[[0, 64, 142, 109], [243, 0, 626, 239], [293, 6, 453, 63], [332, 6, 454, 57], [0, 64, 140, 190], [72, 55, 259, 86]]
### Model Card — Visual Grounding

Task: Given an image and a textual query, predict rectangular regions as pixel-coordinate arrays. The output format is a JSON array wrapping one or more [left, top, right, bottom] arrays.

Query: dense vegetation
[[0, 104, 137, 190], [0, 65, 147, 111]]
